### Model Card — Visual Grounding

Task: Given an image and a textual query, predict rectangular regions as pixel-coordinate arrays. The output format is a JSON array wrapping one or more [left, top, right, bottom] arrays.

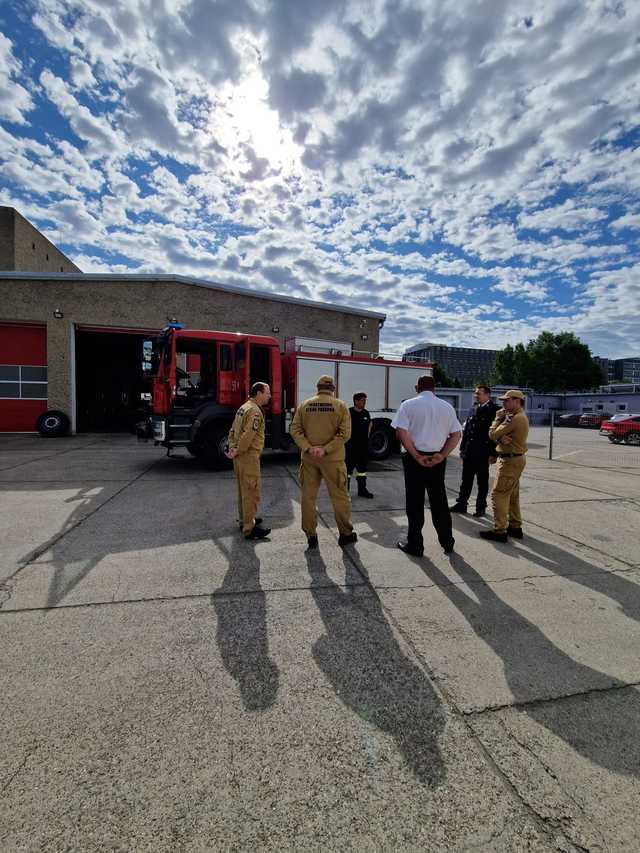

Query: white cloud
[[0, 33, 34, 124], [0, 0, 638, 357], [610, 213, 640, 230], [518, 200, 607, 233]]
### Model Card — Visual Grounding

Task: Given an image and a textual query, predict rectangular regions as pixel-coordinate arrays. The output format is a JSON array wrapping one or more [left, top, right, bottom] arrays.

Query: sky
[[1, 1, 639, 358]]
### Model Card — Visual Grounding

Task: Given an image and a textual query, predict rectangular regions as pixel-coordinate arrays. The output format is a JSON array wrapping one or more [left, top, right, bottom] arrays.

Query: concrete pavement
[[1, 432, 639, 852]]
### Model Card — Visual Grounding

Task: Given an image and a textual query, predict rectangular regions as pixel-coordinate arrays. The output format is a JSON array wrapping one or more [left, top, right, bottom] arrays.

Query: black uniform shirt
[[348, 407, 371, 445], [460, 399, 500, 457]]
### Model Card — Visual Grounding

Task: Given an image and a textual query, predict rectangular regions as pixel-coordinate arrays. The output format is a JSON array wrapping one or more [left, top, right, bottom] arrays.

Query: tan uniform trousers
[[300, 455, 353, 537], [234, 452, 261, 535], [491, 455, 526, 532]]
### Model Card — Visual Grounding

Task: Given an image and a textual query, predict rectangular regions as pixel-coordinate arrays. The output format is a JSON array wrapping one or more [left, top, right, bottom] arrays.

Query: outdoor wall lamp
[[53, 307, 64, 319], [361, 334, 369, 341], [272, 325, 280, 333]]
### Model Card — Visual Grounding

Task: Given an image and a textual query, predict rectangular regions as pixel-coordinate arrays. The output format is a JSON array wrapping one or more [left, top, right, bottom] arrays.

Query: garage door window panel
[[0, 382, 19, 398], [22, 382, 48, 399], [21, 366, 47, 382], [0, 365, 48, 400]]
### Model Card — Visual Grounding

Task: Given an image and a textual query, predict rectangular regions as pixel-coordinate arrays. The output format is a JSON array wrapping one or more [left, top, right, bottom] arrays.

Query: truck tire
[[193, 423, 232, 470], [368, 422, 393, 461], [37, 409, 70, 438]]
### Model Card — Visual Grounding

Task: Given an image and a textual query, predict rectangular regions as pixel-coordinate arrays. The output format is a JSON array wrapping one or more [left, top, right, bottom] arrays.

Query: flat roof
[[405, 341, 499, 354], [0, 272, 386, 322]]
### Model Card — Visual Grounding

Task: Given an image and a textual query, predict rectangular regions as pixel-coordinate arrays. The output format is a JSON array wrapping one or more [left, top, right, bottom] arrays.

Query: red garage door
[[0, 323, 48, 432]]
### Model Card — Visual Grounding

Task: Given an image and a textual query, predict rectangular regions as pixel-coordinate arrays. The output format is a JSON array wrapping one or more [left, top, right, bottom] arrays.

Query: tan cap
[[317, 374, 335, 386], [498, 389, 525, 400]]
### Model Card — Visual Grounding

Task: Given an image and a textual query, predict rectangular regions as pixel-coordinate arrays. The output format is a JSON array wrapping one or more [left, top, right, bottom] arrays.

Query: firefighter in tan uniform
[[480, 389, 529, 543], [290, 375, 357, 549], [227, 382, 271, 540]]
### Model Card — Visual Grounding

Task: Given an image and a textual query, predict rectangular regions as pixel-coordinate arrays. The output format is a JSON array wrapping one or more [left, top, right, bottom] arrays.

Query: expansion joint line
[[0, 458, 160, 609], [463, 678, 640, 716]]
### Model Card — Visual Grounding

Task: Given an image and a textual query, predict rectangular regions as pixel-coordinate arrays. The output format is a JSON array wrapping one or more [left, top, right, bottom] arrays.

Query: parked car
[[600, 414, 640, 445], [556, 413, 581, 427], [579, 412, 613, 428]]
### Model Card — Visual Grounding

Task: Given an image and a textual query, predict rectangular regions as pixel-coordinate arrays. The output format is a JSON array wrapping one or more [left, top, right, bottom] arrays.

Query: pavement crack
[[1, 744, 37, 797], [463, 679, 640, 716], [495, 717, 611, 853], [0, 458, 161, 609]]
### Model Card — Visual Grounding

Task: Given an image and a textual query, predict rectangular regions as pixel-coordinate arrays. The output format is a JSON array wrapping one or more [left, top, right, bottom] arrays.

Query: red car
[[579, 411, 612, 428], [600, 414, 640, 445]]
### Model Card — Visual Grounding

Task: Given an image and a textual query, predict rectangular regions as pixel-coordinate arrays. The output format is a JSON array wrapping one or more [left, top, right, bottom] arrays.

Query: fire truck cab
[[149, 325, 282, 467]]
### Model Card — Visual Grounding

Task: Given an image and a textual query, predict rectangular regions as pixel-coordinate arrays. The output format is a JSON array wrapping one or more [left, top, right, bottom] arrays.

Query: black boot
[[244, 524, 271, 540], [479, 529, 508, 543], [357, 476, 374, 499]]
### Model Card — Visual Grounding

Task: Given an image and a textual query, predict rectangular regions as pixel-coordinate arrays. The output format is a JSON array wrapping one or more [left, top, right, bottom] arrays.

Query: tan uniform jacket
[[228, 399, 265, 455], [488, 409, 529, 454], [290, 391, 351, 461]]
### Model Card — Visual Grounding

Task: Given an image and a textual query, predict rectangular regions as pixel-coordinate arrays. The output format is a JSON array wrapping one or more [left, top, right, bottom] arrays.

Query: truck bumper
[[151, 416, 166, 443]]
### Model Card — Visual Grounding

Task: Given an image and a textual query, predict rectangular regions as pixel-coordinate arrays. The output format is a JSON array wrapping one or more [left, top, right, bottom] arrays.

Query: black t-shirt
[[348, 407, 371, 444]]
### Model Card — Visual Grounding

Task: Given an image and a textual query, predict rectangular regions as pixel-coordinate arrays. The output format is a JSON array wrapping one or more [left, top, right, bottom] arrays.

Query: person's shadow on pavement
[[420, 553, 640, 778], [453, 513, 640, 624], [212, 535, 279, 712], [304, 547, 446, 786]]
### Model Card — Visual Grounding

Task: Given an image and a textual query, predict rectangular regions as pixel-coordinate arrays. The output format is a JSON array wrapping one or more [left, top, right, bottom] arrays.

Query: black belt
[[497, 452, 524, 457], [415, 450, 438, 456]]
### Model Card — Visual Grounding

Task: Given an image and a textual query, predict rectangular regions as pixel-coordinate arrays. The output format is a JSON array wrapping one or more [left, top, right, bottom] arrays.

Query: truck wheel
[[194, 424, 232, 470], [624, 431, 640, 446], [369, 423, 393, 461], [36, 410, 70, 438]]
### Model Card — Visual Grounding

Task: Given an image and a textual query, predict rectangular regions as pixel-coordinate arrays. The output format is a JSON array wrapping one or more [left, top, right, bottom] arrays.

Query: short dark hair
[[353, 392, 367, 403], [475, 384, 491, 395], [417, 375, 435, 392], [251, 382, 268, 396]]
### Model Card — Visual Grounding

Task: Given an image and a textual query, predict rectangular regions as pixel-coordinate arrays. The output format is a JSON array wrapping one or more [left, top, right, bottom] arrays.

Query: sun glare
[[215, 71, 301, 175]]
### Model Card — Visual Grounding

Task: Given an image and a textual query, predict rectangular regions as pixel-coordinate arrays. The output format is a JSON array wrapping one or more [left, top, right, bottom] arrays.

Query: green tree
[[492, 344, 515, 385], [525, 331, 602, 392], [493, 332, 602, 392], [513, 342, 530, 386]]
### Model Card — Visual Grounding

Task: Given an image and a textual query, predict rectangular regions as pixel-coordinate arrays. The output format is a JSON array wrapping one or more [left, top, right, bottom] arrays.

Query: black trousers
[[456, 454, 490, 511], [402, 454, 454, 551], [346, 441, 368, 476]]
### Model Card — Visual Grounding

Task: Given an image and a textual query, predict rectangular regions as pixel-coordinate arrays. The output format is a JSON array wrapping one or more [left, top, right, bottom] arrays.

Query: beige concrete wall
[[0, 276, 381, 427], [0, 208, 14, 270], [0, 207, 80, 273]]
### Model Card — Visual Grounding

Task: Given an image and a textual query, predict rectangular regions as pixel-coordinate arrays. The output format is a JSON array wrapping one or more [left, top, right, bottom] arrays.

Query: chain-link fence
[[525, 411, 640, 470]]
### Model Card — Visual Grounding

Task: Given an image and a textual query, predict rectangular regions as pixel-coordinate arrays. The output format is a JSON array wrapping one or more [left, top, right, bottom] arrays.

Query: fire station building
[[0, 207, 385, 433]]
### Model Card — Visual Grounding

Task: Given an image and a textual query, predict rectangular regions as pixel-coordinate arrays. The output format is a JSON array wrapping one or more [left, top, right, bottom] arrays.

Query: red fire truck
[[145, 324, 432, 468]]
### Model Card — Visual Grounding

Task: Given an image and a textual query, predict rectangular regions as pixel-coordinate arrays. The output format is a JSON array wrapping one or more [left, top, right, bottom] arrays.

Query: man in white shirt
[[391, 375, 462, 556]]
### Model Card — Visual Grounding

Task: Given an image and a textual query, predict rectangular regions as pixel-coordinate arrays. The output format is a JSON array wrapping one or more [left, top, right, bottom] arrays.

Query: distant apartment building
[[594, 355, 640, 383], [593, 356, 616, 383], [404, 342, 498, 386], [615, 357, 640, 382]]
